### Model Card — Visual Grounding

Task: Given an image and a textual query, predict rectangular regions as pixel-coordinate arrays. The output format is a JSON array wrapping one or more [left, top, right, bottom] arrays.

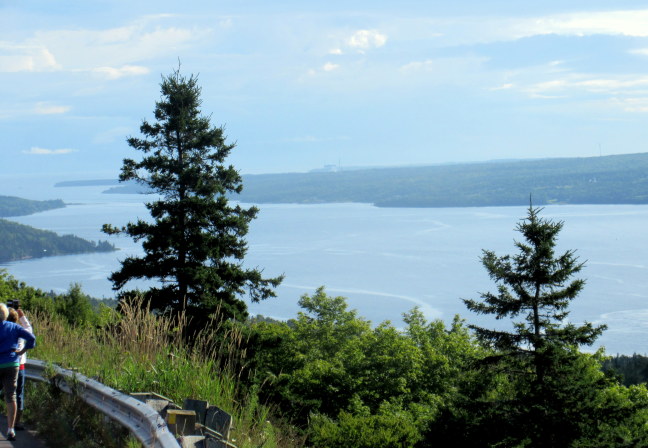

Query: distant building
[[309, 164, 340, 173]]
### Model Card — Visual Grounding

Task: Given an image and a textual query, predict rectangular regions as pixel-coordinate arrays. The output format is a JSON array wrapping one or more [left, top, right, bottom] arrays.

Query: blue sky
[[3, 1, 648, 178]]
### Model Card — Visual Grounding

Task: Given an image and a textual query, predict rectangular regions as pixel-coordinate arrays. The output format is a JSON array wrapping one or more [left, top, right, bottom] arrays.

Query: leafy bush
[[309, 408, 422, 448]]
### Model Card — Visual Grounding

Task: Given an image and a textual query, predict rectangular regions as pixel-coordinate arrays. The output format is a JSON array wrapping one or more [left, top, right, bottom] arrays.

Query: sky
[[3, 1, 648, 178]]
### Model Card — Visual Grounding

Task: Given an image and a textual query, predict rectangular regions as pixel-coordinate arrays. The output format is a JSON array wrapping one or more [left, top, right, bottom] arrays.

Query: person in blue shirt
[[7, 306, 32, 431], [0, 303, 35, 441]]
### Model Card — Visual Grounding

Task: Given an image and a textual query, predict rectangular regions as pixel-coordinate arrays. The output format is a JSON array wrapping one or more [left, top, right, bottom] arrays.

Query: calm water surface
[[2, 174, 647, 354]]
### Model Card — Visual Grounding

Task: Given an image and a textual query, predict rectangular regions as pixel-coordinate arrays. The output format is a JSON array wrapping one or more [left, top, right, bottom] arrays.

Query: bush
[[309, 408, 422, 448]]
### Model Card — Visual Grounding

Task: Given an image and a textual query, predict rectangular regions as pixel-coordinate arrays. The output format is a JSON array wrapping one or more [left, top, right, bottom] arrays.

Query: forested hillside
[[0, 195, 65, 217], [0, 219, 115, 262], [604, 354, 648, 386], [234, 152, 648, 207]]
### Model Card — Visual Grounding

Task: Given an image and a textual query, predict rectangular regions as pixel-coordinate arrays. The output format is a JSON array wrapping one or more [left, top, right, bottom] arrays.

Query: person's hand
[[16, 309, 24, 318]]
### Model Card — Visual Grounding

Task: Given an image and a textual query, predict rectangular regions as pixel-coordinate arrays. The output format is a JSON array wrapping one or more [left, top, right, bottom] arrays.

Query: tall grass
[[27, 299, 303, 448]]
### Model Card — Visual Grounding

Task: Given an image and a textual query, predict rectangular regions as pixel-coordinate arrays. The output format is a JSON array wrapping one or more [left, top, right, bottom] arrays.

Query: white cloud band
[[91, 65, 149, 80], [34, 102, 70, 115], [23, 147, 77, 155]]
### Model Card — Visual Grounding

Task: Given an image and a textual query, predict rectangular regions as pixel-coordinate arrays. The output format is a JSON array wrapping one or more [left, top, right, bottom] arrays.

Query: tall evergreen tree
[[103, 69, 283, 322], [462, 204, 607, 447], [464, 204, 604, 376]]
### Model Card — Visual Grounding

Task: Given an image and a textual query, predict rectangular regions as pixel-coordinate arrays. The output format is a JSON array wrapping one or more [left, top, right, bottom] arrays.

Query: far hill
[[55, 179, 151, 194], [234, 153, 648, 207], [0, 219, 116, 263], [0, 196, 65, 217], [54, 179, 120, 187], [61, 152, 648, 208]]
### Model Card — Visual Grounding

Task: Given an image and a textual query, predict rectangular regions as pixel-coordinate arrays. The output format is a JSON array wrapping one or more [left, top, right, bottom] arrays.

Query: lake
[[2, 174, 647, 355]]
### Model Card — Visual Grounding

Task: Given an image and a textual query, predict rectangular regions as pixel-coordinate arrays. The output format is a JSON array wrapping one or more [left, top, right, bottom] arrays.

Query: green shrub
[[309, 408, 422, 448]]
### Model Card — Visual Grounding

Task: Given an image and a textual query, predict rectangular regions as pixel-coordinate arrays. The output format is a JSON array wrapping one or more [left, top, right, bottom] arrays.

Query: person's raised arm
[[16, 309, 32, 334]]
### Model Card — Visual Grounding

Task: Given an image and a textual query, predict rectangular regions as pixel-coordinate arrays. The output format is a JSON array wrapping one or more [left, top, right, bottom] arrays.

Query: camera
[[7, 299, 19, 309]]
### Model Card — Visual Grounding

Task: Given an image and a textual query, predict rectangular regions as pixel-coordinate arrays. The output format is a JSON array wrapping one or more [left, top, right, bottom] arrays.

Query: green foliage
[[103, 68, 282, 323], [52, 283, 100, 327], [23, 291, 297, 448], [0, 195, 65, 217], [25, 382, 131, 448], [309, 407, 422, 448], [0, 218, 115, 262], [603, 354, 648, 386], [250, 287, 481, 446], [1, 268, 647, 447], [571, 382, 648, 447], [233, 152, 648, 207], [0, 270, 56, 314], [430, 348, 648, 447], [0, 270, 117, 329], [457, 205, 644, 448]]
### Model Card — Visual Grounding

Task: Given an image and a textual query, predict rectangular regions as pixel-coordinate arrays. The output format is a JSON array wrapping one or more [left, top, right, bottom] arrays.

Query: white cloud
[[329, 48, 343, 55], [347, 30, 387, 51], [23, 147, 77, 155], [6, 17, 209, 75], [402, 9, 648, 48], [610, 97, 648, 113], [490, 83, 515, 91], [581, 78, 648, 89], [91, 65, 150, 80], [323, 62, 340, 72], [0, 43, 60, 72], [34, 102, 70, 115], [136, 27, 196, 52], [526, 10, 648, 38], [531, 79, 570, 91], [304, 62, 341, 77], [528, 76, 648, 94], [489, 67, 648, 107]]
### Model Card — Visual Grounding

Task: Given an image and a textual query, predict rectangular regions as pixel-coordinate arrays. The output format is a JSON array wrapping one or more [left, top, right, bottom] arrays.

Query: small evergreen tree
[[464, 204, 605, 376], [463, 204, 607, 447], [103, 68, 283, 323]]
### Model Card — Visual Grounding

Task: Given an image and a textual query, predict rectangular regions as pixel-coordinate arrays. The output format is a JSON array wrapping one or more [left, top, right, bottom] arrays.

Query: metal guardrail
[[25, 358, 180, 448]]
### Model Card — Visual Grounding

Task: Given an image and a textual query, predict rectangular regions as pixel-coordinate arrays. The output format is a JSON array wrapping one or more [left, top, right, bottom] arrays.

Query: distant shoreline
[[53, 152, 648, 208]]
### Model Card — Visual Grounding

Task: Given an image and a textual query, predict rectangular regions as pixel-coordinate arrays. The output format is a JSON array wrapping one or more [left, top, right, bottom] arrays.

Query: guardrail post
[[184, 398, 208, 424], [205, 405, 232, 441]]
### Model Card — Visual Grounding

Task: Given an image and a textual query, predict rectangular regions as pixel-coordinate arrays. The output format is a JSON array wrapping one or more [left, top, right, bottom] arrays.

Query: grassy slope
[[28, 300, 300, 448]]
